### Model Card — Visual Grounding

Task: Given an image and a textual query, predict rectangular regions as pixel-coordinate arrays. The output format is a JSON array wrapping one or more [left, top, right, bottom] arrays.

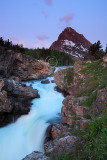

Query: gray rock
[[22, 151, 49, 160], [50, 135, 79, 158], [5, 79, 39, 99], [94, 87, 107, 115], [41, 79, 50, 84]]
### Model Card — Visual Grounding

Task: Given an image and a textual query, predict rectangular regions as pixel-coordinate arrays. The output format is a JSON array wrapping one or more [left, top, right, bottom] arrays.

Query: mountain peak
[[50, 27, 92, 59]]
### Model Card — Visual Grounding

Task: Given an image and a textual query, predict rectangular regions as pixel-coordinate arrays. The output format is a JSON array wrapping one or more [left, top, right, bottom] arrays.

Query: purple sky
[[0, 0, 107, 49]]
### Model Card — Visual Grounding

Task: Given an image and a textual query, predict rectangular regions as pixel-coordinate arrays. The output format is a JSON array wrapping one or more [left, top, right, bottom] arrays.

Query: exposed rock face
[[0, 78, 39, 127], [51, 124, 70, 139], [22, 151, 49, 160], [54, 62, 90, 130], [61, 96, 89, 129], [45, 123, 71, 141], [5, 79, 39, 99], [45, 135, 79, 158], [50, 27, 92, 59], [94, 87, 107, 115], [0, 47, 55, 127], [0, 79, 13, 112], [0, 47, 55, 80], [0, 90, 13, 112], [54, 61, 91, 96], [54, 67, 73, 91]]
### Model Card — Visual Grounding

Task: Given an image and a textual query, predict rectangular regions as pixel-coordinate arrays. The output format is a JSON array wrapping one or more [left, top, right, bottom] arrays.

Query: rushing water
[[0, 67, 65, 160]]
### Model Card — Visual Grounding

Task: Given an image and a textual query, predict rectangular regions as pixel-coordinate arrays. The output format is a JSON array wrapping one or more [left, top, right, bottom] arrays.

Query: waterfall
[[0, 67, 65, 160]]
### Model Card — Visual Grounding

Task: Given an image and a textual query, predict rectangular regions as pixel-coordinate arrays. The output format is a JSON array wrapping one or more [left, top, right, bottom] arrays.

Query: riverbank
[[0, 68, 65, 160], [23, 56, 107, 160], [0, 46, 55, 127], [43, 56, 107, 160]]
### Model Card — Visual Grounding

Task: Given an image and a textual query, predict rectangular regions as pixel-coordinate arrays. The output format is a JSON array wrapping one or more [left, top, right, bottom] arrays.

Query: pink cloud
[[37, 35, 49, 40], [34, 40, 50, 49], [59, 13, 74, 26], [9, 36, 50, 49], [9, 36, 27, 46], [44, 0, 52, 6]]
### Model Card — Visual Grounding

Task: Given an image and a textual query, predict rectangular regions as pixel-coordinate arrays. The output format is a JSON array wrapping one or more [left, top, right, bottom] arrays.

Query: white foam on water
[[0, 67, 65, 160]]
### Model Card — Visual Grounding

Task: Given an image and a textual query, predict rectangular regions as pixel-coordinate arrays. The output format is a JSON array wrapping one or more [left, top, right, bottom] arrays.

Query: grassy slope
[[78, 60, 107, 110]]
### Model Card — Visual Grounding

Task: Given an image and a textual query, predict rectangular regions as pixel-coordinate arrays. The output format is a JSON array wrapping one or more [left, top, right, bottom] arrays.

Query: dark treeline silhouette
[[88, 40, 105, 59], [0, 37, 25, 53], [24, 48, 74, 66], [0, 36, 74, 66], [84, 40, 106, 60]]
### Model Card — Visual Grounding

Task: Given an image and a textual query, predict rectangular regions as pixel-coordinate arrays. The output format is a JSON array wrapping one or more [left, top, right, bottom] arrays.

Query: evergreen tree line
[[24, 48, 74, 66], [0, 36, 106, 63], [0, 37, 25, 53], [87, 40, 107, 60]]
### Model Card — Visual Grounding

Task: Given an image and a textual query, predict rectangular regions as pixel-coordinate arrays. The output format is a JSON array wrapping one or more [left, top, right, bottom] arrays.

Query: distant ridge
[[50, 27, 92, 59]]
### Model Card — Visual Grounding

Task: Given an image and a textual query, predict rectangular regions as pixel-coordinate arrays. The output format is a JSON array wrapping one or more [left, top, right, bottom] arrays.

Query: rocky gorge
[[23, 55, 107, 160], [44, 55, 107, 159], [0, 46, 55, 127], [0, 45, 107, 160]]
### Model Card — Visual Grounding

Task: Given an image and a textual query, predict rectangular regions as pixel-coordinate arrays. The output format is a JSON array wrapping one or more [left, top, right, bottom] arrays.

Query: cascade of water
[[0, 67, 65, 160]]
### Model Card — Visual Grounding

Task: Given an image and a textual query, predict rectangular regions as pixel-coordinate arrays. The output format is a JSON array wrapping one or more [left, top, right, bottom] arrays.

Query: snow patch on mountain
[[80, 45, 87, 52], [50, 27, 92, 59], [63, 40, 75, 47]]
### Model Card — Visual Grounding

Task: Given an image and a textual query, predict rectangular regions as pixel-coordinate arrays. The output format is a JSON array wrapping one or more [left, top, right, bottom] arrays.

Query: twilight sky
[[0, 0, 107, 49]]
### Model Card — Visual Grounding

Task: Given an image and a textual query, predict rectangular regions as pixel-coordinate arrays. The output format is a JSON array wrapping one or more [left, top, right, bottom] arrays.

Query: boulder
[[41, 79, 50, 84], [93, 87, 107, 115], [51, 80, 54, 83], [45, 135, 79, 158], [51, 124, 70, 139], [61, 96, 89, 129], [54, 62, 89, 95], [54, 67, 73, 91], [45, 123, 71, 142], [0, 78, 39, 127], [4, 79, 39, 99], [22, 151, 49, 160]]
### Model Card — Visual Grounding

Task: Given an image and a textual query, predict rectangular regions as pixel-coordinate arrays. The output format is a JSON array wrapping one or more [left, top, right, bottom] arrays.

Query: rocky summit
[[50, 27, 92, 59]]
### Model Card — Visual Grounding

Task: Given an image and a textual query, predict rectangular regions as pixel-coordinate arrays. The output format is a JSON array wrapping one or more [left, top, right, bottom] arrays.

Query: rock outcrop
[[41, 79, 50, 84], [0, 46, 55, 127], [0, 79, 13, 112], [22, 151, 49, 160], [50, 27, 92, 59], [54, 58, 107, 130], [93, 87, 107, 115], [54, 61, 89, 95], [54, 67, 74, 93], [0, 78, 39, 127], [0, 47, 55, 80], [5, 79, 39, 99], [44, 135, 79, 158], [23, 51, 107, 160], [61, 96, 89, 129], [51, 124, 70, 139]]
